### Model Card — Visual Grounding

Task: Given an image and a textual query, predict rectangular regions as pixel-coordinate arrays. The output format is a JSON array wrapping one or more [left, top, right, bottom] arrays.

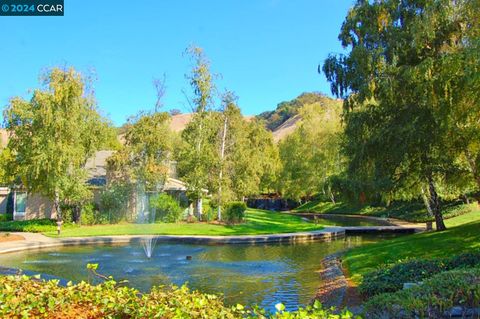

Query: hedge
[[224, 202, 247, 224]]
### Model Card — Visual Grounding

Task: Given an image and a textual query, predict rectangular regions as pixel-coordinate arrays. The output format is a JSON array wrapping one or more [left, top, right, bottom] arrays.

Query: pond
[[0, 234, 397, 312]]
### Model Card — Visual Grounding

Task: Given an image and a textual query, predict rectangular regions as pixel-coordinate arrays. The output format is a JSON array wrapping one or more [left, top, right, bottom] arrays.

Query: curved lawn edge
[[287, 211, 425, 227], [0, 228, 347, 254]]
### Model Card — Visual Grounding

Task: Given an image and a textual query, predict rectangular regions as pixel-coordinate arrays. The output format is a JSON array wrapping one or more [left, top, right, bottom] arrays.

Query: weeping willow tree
[[322, 0, 480, 231], [3, 67, 114, 229]]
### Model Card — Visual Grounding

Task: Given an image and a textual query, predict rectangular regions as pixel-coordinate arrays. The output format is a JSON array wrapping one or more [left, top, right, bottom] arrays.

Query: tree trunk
[[195, 198, 203, 221], [465, 151, 480, 205], [428, 177, 446, 231], [74, 205, 81, 224], [421, 186, 433, 231], [328, 185, 336, 204], [217, 115, 228, 221], [54, 190, 63, 234]]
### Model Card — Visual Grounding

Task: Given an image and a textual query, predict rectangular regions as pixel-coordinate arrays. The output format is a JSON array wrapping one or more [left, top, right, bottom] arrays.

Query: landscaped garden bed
[[0, 274, 355, 319]]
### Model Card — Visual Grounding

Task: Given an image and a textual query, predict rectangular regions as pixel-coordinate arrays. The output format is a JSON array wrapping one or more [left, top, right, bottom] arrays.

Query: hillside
[[169, 113, 193, 132], [260, 93, 343, 142], [0, 93, 341, 146], [272, 114, 302, 142]]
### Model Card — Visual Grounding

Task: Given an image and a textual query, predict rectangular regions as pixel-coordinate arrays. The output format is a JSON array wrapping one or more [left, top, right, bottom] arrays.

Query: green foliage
[[178, 46, 217, 207], [360, 252, 480, 298], [108, 112, 173, 190], [0, 219, 76, 232], [223, 202, 247, 224], [323, 0, 480, 230], [60, 205, 74, 223], [295, 200, 476, 223], [202, 199, 216, 222], [179, 47, 280, 215], [279, 101, 344, 201], [0, 214, 13, 222], [3, 67, 114, 221], [257, 92, 334, 131], [363, 267, 480, 319], [0, 275, 355, 319], [43, 209, 324, 237], [99, 183, 133, 223], [344, 211, 480, 284], [80, 203, 97, 225], [150, 193, 183, 223]]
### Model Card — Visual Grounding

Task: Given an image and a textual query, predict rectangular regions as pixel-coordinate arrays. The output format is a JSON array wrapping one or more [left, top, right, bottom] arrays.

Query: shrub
[[0, 213, 13, 222], [447, 252, 480, 269], [360, 259, 445, 297], [60, 205, 74, 223], [224, 202, 247, 224], [203, 200, 216, 222], [359, 252, 480, 297], [150, 193, 183, 223], [363, 267, 480, 319], [0, 275, 355, 319], [100, 183, 133, 223], [80, 203, 97, 225], [0, 219, 58, 232]]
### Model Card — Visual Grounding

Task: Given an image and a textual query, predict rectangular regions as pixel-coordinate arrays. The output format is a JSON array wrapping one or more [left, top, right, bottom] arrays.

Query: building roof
[[85, 150, 115, 186], [84, 150, 188, 191]]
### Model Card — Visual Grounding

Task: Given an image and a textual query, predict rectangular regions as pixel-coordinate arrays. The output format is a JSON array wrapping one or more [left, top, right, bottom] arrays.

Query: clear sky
[[0, 0, 353, 126]]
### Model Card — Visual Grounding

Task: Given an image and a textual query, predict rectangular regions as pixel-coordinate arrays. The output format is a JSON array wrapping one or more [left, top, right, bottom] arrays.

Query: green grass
[[343, 208, 480, 284], [39, 209, 323, 237], [294, 199, 476, 223]]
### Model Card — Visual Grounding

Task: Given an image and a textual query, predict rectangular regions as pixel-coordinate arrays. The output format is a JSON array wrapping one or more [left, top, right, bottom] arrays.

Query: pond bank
[[0, 218, 424, 254], [0, 228, 347, 254]]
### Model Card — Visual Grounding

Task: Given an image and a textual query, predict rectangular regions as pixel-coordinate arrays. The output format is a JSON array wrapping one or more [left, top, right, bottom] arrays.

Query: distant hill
[[257, 92, 340, 131], [271, 114, 302, 142], [0, 93, 341, 147], [259, 92, 343, 142], [170, 113, 193, 132]]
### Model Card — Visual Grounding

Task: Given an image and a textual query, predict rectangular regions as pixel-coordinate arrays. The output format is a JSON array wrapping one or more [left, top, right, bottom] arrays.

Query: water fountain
[[142, 236, 157, 259], [137, 186, 158, 259]]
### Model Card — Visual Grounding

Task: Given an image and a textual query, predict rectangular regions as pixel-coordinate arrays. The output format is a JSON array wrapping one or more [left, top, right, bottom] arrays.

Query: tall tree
[[3, 67, 112, 230], [323, 0, 479, 230], [108, 111, 173, 190], [178, 46, 217, 219], [279, 101, 343, 201]]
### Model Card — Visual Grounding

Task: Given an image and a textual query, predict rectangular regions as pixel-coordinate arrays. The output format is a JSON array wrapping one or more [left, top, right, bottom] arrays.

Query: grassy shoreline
[[0, 209, 325, 238], [343, 209, 480, 284], [294, 199, 476, 223]]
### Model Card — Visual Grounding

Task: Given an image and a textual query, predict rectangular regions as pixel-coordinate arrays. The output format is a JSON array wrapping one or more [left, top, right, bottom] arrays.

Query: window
[[15, 191, 27, 215]]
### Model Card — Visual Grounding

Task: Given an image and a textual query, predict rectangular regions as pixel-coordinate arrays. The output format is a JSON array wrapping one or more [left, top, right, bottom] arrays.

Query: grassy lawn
[[38, 209, 323, 237], [294, 199, 476, 223], [343, 208, 480, 284]]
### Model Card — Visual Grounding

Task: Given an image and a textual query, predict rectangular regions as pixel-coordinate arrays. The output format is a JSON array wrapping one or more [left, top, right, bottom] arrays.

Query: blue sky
[[0, 0, 353, 125]]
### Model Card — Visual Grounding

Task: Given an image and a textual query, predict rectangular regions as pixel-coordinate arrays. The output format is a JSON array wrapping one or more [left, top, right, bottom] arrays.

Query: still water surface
[[0, 235, 393, 312]]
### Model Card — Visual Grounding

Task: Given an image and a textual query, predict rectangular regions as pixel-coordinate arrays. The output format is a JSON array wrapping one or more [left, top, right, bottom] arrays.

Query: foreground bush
[[359, 252, 480, 297], [0, 275, 357, 319], [363, 268, 480, 319], [224, 202, 247, 223]]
